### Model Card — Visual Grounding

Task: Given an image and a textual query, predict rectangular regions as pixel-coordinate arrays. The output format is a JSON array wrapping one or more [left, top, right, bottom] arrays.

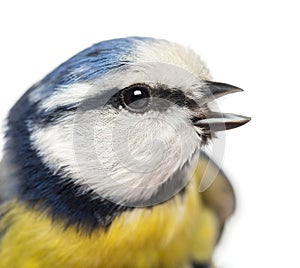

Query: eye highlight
[[120, 84, 151, 112]]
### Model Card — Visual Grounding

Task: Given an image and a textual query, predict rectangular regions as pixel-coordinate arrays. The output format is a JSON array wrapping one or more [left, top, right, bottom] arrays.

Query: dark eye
[[121, 84, 151, 112]]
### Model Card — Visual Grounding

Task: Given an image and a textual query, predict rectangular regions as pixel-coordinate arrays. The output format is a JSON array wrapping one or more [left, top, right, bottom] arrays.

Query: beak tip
[[242, 116, 251, 123], [203, 81, 244, 102], [233, 87, 244, 93], [225, 114, 251, 130], [237, 117, 251, 128]]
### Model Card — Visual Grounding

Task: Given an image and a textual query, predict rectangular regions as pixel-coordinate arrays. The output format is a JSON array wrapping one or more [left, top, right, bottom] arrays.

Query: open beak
[[193, 81, 251, 132]]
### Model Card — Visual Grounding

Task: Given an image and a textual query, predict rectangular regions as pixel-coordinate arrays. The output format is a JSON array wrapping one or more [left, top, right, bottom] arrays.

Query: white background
[[1, 1, 299, 267]]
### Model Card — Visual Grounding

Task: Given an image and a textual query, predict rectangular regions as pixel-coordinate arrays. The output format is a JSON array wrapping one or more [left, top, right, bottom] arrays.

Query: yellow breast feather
[[0, 163, 219, 268]]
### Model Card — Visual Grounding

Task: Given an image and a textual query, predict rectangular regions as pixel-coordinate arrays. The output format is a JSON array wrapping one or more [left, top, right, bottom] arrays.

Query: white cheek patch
[[30, 116, 82, 178], [30, 104, 201, 207]]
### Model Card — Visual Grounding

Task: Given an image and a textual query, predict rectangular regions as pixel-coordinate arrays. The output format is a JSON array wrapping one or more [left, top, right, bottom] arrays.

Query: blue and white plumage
[[0, 37, 250, 267]]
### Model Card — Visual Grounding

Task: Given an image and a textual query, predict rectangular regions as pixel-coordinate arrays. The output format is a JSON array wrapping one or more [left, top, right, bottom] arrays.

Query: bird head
[[4, 37, 249, 224]]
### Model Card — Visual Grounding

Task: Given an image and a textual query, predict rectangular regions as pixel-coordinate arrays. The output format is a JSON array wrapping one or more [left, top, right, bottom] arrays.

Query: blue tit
[[0, 37, 250, 268]]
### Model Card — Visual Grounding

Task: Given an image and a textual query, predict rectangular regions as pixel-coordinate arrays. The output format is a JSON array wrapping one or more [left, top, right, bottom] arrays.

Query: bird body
[[0, 37, 249, 267]]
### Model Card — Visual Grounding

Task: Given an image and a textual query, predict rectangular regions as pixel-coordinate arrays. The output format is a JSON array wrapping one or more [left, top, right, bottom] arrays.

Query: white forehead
[[134, 39, 211, 80]]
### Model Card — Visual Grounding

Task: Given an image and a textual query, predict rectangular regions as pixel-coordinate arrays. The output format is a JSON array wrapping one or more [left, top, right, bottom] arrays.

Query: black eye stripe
[[39, 84, 200, 126], [152, 87, 198, 109], [117, 83, 199, 112], [35, 104, 78, 126]]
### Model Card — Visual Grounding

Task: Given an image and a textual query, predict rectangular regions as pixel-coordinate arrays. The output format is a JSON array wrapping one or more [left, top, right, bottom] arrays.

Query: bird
[[0, 37, 250, 268]]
